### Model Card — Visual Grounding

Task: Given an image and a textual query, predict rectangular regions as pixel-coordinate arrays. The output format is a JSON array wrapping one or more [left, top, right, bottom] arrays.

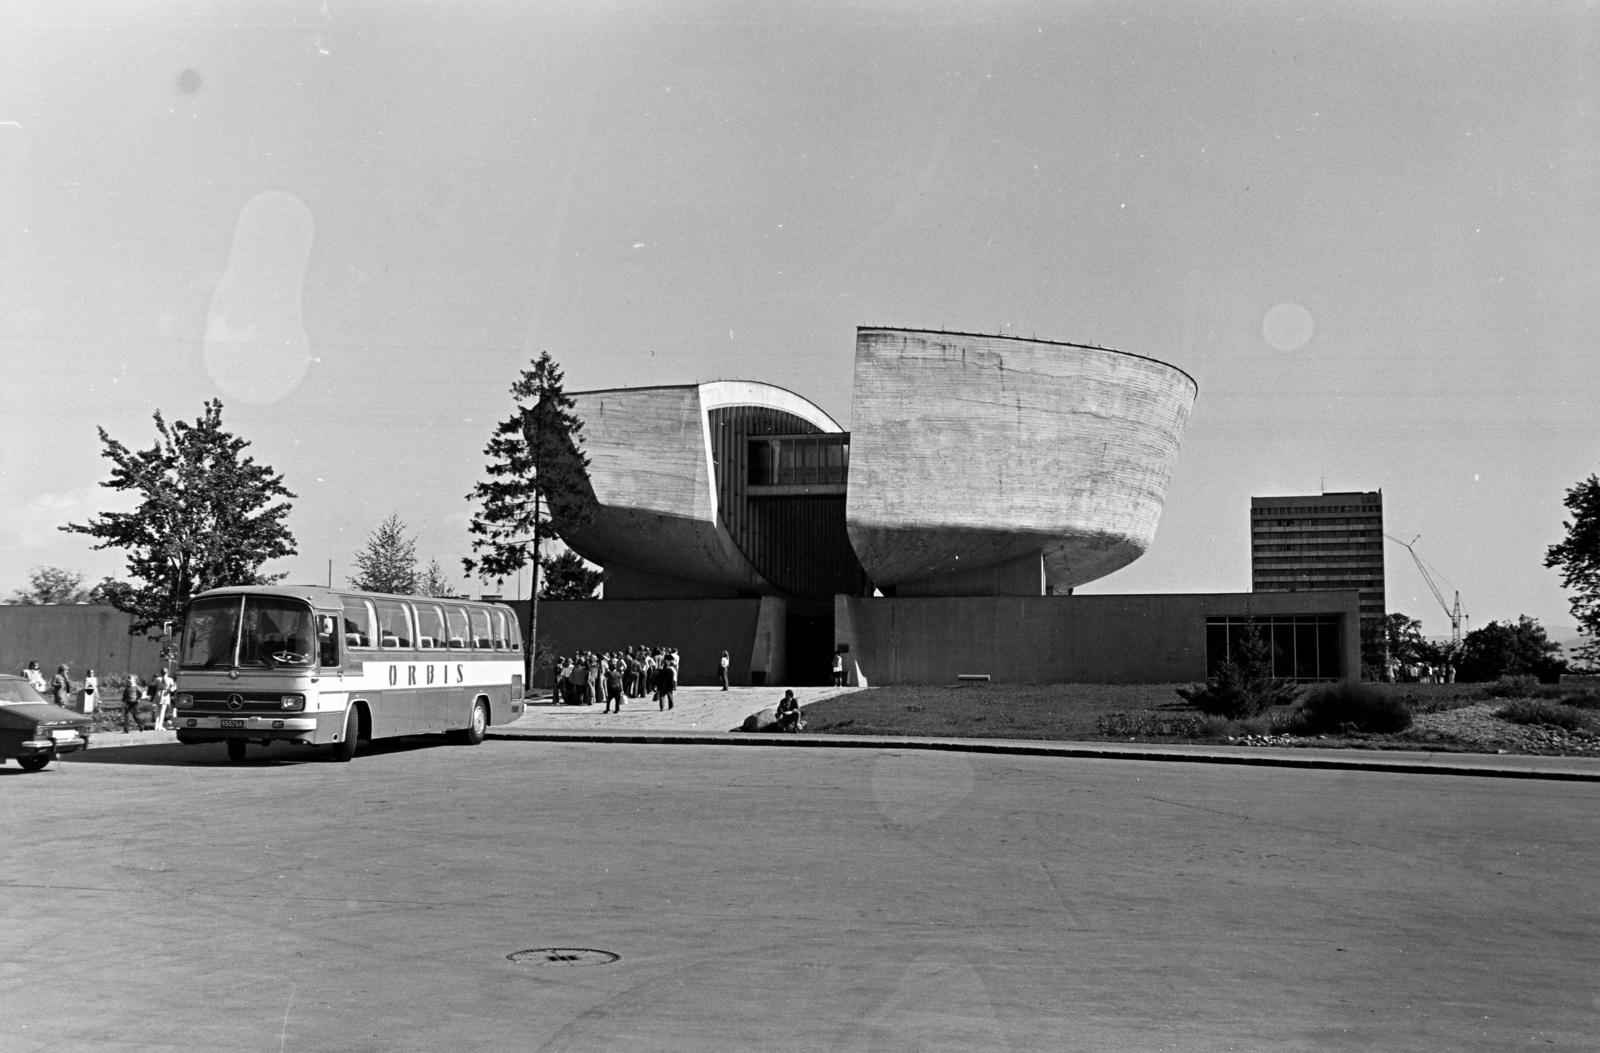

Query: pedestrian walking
[[81, 668, 99, 714], [50, 664, 75, 708], [658, 651, 676, 711], [151, 666, 176, 729], [831, 650, 845, 688], [605, 655, 624, 713], [120, 673, 146, 732], [719, 650, 730, 691]]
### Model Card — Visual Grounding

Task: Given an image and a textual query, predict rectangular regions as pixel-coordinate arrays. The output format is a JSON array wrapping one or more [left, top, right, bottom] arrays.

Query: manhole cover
[[507, 947, 619, 967]]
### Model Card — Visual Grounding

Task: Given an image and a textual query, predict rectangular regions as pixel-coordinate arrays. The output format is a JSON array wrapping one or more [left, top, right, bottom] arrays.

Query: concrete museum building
[[529, 328, 1360, 687]]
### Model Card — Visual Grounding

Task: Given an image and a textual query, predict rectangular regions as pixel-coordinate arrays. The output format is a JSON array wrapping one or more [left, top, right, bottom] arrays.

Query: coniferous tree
[[350, 513, 419, 594], [1546, 474, 1600, 669], [63, 400, 296, 640], [465, 352, 595, 684], [417, 559, 458, 598], [539, 549, 604, 600]]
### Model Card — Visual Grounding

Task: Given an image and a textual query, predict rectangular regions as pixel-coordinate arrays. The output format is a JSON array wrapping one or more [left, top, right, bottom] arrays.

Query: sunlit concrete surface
[[502, 685, 858, 732], [559, 382, 842, 597], [846, 328, 1197, 594], [6, 743, 1598, 1051]]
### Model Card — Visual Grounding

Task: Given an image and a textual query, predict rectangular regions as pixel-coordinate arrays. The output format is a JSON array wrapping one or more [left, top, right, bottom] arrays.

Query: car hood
[[0, 702, 93, 727]]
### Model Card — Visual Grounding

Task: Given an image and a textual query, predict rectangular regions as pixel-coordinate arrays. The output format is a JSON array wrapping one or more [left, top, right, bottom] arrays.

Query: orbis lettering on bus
[[347, 662, 519, 689]]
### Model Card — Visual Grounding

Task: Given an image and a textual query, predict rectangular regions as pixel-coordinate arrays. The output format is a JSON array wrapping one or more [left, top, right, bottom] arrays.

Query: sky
[[2, 1, 1597, 640]]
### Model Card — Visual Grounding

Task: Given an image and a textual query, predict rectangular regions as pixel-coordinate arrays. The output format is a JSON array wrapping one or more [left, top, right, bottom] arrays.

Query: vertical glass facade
[[1205, 615, 1344, 680]]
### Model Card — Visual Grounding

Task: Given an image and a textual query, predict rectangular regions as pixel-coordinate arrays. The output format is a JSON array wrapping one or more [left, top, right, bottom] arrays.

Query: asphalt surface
[[5, 738, 1599, 1051]]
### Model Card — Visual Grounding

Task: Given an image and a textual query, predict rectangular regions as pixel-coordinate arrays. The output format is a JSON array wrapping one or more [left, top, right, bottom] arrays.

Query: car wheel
[[454, 698, 488, 746], [18, 753, 52, 772], [226, 739, 247, 763], [330, 706, 359, 762]]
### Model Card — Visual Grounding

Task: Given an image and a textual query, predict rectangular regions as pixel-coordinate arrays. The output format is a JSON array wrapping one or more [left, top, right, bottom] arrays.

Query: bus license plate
[[220, 719, 245, 728]]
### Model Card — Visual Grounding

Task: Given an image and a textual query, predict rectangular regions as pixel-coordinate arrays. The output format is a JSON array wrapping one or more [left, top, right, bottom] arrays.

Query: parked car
[[0, 674, 93, 771]]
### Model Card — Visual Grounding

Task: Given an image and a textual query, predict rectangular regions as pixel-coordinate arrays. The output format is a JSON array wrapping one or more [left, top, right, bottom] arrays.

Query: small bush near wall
[[1481, 674, 1541, 699], [1297, 682, 1413, 734]]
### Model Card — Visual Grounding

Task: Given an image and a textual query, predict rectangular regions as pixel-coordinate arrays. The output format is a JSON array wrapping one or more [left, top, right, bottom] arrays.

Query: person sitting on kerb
[[775, 690, 802, 732]]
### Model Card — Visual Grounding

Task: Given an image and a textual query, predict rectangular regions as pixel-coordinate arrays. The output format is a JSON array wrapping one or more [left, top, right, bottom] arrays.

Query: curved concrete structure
[[559, 382, 843, 598], [845, 328, 1196, 595]]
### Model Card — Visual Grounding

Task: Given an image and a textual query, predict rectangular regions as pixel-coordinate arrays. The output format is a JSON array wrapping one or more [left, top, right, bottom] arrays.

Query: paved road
[[5, 739, 1598, 1051]]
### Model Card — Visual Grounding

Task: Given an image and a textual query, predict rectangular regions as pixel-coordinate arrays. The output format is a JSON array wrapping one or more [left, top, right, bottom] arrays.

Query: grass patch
[[1495, 699, 1595, 732], [802, 682, 1188, 741]]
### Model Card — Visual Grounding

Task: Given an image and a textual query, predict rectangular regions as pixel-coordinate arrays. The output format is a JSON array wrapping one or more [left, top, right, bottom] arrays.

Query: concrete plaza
[[4, 738, 1598, 1051]]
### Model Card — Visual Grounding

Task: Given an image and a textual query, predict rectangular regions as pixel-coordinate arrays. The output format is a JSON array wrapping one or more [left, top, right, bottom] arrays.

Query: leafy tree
[[86, 577, 124, 605], [1368, 612, 1426, 667], [417, 559, 458, 598], [464, 352, 596, 684], [63, 400, 296, 640], [1457, 615, 1565, 683], [6, 566, 89, 604], [350, 513, 419, 594], [539, 549, 604, 600], [1177, 615, 1302, 718], [1546, 474, 1600, 668]]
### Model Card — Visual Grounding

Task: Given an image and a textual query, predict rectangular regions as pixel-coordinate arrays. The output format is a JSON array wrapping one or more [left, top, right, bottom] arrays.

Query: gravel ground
[[1238, 702, 1600, 755]]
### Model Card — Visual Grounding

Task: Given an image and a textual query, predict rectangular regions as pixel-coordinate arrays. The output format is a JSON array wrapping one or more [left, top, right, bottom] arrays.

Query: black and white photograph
[[3, 2, 1598, 1049]]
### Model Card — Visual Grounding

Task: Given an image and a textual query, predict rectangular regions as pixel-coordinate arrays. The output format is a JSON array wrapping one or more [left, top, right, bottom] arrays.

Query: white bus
[[174, 586, 525, 762]]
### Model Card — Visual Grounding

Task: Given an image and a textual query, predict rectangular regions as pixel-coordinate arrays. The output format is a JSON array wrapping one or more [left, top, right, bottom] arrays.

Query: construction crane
[[1385, 534, 1467, 651]]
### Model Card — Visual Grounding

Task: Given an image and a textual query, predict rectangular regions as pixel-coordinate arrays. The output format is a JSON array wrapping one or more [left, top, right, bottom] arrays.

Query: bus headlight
[[174, 693, 194, 709], [280, 695, 306, 711]]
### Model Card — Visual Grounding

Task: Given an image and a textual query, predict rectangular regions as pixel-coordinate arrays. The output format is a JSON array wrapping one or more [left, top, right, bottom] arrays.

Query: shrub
[[1495, 699, 1591, 731], [1480, 674, 1541, 699], [1558, 689, 1600, 710], [1177, 618, 1301, 718], [1097, 712, 1209, 738], [1297, 681, 1413, 734]]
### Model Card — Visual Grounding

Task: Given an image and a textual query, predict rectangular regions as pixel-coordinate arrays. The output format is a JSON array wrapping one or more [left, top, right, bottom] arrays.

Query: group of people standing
[[552, 646, 684, 712], [18, 660, 175, 732]]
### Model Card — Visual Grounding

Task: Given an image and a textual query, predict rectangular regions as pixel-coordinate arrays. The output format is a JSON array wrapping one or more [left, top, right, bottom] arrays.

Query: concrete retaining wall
[[834, 591, 1361, 685], [0, 604, 167, 683]]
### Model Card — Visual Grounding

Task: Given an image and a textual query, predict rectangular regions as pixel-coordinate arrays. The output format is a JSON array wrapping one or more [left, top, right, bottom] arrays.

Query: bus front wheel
[[330, 707, 359, 763], [226, 739, 247, 763], [449, 699, 488, 746]]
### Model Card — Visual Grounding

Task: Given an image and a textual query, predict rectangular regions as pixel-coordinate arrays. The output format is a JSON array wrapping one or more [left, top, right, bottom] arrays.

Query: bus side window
[[490, 610, 508, 650], [469, 608, 492, 649], [506, 611, 522, 652], [342, 600, 375, 649], [445, 605, 469, 648], [415, 603, 445, 649], [374, 600, 413, 649], [317, 613, 341, 668]]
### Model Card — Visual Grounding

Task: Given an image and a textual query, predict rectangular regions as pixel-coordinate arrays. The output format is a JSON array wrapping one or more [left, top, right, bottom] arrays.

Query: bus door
[[372, 599, 417, 737], [313, 609, 347, 717]]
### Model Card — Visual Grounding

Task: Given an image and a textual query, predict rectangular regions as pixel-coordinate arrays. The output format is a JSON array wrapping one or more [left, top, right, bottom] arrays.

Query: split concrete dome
[[845, 328, 1197, 596]]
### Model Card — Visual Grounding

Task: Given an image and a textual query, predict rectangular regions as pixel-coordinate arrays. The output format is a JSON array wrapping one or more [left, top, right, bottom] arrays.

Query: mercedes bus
[[173, 586, 525, 762]]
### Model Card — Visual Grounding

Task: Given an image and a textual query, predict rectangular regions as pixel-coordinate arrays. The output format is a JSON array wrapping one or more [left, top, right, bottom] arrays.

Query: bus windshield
[[181, 595, 319, 670], [182, 597, 242, 668]]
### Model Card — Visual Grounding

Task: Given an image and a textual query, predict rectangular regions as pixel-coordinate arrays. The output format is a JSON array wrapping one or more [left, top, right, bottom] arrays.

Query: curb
[[484, 729, 1600, 782]]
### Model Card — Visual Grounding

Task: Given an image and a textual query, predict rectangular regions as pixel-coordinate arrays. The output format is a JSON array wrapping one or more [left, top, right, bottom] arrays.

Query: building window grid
[[1205, 616, 1343, 681]]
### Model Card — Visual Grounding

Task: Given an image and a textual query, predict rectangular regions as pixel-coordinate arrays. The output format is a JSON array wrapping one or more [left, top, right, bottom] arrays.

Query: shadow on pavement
[[59, 736, 448, 767]]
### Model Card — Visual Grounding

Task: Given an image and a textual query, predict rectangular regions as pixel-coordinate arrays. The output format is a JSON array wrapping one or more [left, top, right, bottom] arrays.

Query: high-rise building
[[1251, 491, 1385, 653]]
